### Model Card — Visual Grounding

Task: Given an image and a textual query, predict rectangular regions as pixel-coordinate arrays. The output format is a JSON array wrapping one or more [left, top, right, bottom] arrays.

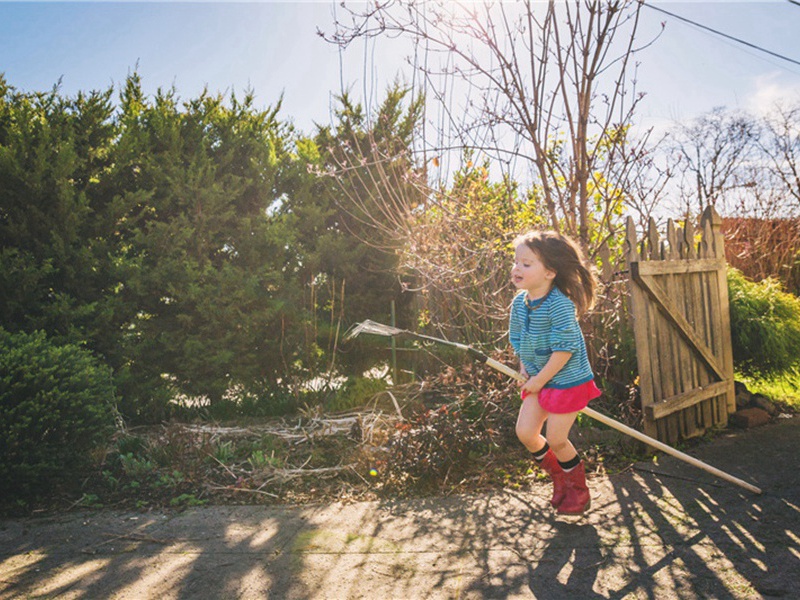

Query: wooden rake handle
[[481, 357, 762, 495]]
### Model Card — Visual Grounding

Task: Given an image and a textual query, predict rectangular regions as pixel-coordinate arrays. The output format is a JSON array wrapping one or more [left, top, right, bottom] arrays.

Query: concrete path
[[2, 416, 798, 599]]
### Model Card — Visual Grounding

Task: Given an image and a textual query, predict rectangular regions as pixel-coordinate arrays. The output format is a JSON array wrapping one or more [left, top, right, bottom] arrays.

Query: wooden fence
[[623, 206, 736, 445]]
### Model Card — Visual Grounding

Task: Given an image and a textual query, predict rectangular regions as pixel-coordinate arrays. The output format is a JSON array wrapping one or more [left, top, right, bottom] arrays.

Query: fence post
[[702, 206, 736, 415]]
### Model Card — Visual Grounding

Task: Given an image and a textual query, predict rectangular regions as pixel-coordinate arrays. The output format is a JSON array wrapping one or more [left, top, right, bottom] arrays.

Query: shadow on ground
[[2, 417, 798, 599]]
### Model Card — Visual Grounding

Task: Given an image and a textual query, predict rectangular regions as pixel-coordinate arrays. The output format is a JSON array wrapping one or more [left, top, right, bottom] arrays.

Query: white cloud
[[746, 73, 800, 116]]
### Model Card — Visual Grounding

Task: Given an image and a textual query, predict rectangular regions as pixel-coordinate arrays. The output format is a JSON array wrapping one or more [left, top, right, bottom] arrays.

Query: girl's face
[[512, 244, 555, 297]]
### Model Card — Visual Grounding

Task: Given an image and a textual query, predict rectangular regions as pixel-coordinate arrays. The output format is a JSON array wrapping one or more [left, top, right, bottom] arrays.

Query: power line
[[642, 1, 800, 69]]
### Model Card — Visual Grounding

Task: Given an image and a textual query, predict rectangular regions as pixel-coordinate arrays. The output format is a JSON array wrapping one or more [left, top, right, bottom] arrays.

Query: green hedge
[[728, 269, 800, 376], [0, 329, 116, 502]]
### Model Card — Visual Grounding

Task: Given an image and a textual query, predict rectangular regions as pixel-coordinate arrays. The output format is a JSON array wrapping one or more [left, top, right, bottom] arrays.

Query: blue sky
[[1, 1, 799, 135]]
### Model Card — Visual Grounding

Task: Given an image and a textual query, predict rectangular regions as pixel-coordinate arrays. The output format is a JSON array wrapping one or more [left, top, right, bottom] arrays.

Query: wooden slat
[[645, 380, 730, 420], [635, 257, 725, 276], [703, 206, 737, 415], [626, 217, 658, 439], [631, 264, 726, 381]]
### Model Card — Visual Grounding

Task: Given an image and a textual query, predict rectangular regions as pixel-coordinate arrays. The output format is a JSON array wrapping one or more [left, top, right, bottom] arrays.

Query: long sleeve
[[508, 292, 526, 355]]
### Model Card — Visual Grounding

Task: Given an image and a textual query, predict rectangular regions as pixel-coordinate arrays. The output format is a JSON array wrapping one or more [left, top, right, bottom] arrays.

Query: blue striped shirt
[[508, 287, 594, 389]]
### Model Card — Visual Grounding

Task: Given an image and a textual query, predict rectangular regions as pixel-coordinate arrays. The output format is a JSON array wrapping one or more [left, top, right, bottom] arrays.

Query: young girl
[[509, 230, 601, 515]]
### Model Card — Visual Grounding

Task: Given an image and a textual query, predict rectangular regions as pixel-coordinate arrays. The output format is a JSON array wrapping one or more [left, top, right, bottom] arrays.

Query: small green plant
[[102, 470, 120, 491], [119, 453, 156, 478], [169, 493, 207, 507], [115, 435, 147, 457], [248, 450, 281, 471], [155, 470, 186, 488], [211, 440, 235, 464], [78, 493, 103, 508]]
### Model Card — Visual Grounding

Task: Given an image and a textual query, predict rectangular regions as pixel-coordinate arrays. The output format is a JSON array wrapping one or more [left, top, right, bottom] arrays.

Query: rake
[[347, 319, 762, 495]]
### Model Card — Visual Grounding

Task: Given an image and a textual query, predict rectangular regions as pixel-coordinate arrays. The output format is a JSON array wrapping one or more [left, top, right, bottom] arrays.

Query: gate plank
[[645, 381, 730, 419], [630, 265, 726, 381]]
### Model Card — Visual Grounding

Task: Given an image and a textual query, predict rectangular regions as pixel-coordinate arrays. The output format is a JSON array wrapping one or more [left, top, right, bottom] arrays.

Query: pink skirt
[[521, 379, 601, 414]]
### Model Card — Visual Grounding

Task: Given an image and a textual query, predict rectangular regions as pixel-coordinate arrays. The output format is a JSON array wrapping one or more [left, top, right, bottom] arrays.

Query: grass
[[737, 370, 800, 411]]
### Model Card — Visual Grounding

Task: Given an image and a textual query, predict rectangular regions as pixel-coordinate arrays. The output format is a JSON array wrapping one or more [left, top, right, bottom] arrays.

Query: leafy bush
[[0, 329, 116, 502], [327, 376, 388, 412], [728, 269, 800, 376]]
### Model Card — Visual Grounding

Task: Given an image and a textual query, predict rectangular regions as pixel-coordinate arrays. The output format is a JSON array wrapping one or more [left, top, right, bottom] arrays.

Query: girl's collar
[[524, 287, 553, 310]]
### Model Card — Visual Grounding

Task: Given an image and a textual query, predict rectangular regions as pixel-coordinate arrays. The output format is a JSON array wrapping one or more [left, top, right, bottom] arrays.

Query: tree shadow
[[600, 419, 800, 599], [1, 419, 797, 599]]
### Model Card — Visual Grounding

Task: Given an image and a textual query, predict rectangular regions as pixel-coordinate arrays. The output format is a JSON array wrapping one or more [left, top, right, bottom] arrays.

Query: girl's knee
[[514, 422, 528, 445], [515, 423, 537, 448], [515, 424, 541, 451]]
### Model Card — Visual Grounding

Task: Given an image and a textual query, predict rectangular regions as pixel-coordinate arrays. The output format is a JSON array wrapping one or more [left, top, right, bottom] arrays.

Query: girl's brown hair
[[514, 230, 597, 317]]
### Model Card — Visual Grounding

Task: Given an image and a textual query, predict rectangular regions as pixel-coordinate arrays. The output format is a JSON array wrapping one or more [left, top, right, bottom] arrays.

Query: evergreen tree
[[283, 86, 424, 376], [108, 76, 297, 411], [0, 76, 120, 352]]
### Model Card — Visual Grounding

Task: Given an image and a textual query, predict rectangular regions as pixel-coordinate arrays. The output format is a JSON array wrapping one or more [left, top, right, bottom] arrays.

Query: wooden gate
[[625, 206, 736, 445]]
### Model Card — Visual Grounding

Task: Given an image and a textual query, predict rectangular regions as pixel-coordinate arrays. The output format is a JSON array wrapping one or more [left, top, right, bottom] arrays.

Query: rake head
[[346, 319, 406, 340]]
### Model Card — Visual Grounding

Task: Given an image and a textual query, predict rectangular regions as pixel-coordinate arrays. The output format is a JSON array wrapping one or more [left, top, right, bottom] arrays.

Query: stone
[[729, 407, 772, 429], [751, 393, 779, 416], [734, 380, 752, 410]]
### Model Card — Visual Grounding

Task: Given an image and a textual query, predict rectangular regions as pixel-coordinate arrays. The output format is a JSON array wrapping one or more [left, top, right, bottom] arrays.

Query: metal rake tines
[[346, 319, 405, 340], [346, 320, 470, 352]]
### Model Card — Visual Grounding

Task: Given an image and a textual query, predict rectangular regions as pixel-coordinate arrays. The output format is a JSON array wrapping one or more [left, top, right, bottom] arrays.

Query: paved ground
[[1, 416, 798, 599]]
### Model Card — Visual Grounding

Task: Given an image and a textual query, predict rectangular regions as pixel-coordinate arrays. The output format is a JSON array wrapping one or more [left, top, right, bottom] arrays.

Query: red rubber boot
[[538, 449, 567, 509], [557, 461, 591, 515]]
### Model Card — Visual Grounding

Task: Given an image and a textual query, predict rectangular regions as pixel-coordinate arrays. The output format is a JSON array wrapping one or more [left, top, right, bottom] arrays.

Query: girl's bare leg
[[515, 393, 549, 453], [544, 411, 580, 462]]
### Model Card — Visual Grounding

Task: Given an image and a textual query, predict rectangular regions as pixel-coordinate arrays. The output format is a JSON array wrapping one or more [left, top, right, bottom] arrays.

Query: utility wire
[[642, 1, 800, 68]]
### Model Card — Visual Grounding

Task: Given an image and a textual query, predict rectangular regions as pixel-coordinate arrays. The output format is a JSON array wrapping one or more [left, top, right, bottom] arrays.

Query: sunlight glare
[[34, 558, 111, 597]]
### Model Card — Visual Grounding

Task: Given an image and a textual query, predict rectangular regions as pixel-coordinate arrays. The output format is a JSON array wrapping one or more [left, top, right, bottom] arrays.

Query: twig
[[81, 532, 175, 554], [103, 532, 173, 544], [383, 390, 404, 419], [278, 465, 350, 477], [206, 452, 239, 481], [207, 485, 279, 498], [350, 465, 371, 486]]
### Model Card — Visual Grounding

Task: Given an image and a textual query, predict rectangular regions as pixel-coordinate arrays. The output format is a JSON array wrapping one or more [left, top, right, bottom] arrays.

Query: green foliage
[[327, 376, 387, 412], [0, 73, 306, 421], [170, 493, 207, 507], [211, 440, 235, 464], [110, 77, 297, 411], [0, 77, 121, 352], [728, 268, 800, 376], [1, 74, 428, 421], [284, 87, 423, 376], [206, 383, 301, 420], [248, 449, 282, 471], [119, 452, 156, 478], [737, 370, 800, 410], [0, 328, 115, 501]]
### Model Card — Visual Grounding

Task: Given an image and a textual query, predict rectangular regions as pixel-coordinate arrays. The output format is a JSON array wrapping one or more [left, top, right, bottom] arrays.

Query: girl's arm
[[508, 294, 523, 353], [521, 351, 571, 394]]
